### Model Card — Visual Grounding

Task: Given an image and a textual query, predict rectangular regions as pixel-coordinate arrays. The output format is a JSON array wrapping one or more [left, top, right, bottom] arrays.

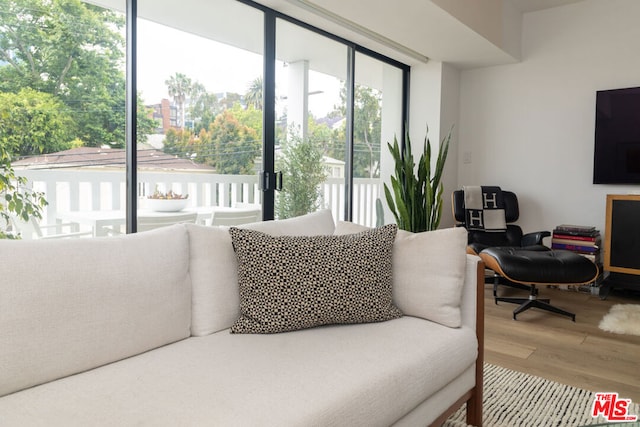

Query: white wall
[[457, 0, 640, 236], [409, 61, 460, 229]]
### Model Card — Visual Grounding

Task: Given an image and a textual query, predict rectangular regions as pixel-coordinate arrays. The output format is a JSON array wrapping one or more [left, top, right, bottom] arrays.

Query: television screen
[[593, 86, 640, 184]]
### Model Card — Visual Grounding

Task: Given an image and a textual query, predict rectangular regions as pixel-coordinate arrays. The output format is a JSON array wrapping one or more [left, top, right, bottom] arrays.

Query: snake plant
[[383, 127, 451, 232]]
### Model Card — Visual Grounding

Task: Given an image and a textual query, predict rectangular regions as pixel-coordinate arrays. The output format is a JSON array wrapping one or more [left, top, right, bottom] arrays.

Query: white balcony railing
[[18, 169, 382, 229]]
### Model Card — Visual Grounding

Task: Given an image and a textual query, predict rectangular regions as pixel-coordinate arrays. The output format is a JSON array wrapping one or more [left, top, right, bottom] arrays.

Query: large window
[[0, 0, 128, 239], [136, 0, 264, 231], [0, 0, 408, 238], [353, 52, 404, 226], [275, 18, 347, 221]]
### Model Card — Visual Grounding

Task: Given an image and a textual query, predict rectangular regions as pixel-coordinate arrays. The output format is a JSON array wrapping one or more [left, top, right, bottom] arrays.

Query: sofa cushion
[[186, 209, 336, 336], [0, 317, 478, 426], [242, 208, 336, 235], [335, 222, 468, 328], [0, 225, 191, 397], [229, 225, 402, 334]]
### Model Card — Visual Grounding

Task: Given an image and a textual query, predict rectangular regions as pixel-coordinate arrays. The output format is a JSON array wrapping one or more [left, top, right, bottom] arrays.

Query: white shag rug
[[598, 304, 640, 336]]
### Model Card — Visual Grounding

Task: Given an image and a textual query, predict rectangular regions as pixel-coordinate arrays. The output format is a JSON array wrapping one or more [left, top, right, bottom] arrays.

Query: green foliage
[[230, 104, 263, 142], [165, 72, 192, 129], [383, 127, 451, 232], [353, 85, 382, 178], [375, 198, 384, 227], [244, 77, 263, 110], [0, 89, 76, 156], [0, 145, 47, 239], [163, 128, 199, 160], [331, 84, 382, 178], [190, 83, 220, 133], [134, 96, 158, 146], [208, 110, 260, 174], [0, 0, 135, 148], [276, 131, 328, 219], [162, 109, 261, 174]]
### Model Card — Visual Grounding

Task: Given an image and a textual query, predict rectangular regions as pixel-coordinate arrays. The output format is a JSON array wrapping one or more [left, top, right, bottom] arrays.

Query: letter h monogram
[[483, 192, 498, 209], [467, 209, 483, 228]]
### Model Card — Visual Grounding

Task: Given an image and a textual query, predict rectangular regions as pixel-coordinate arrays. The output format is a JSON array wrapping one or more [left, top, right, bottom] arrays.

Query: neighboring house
[[323, 155, 345, 178], [12, 146, 214, 172]]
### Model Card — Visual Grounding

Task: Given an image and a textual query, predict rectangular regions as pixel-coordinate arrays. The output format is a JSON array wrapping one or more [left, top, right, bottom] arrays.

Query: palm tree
[[245, 77, 263, 110], [165, 72, 192, 129]]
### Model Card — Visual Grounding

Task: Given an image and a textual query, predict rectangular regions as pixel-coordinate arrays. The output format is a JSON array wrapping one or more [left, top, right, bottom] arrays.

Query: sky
[[136, 19, 263, 105], [135, 19, 342, 119]]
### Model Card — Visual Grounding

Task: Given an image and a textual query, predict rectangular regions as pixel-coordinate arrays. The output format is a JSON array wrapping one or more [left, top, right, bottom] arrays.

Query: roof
[[12, 146, 215, 172]]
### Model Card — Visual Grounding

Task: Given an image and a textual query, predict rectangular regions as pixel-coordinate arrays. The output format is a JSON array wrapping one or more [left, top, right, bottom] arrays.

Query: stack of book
[[551, 224, 602, 264]]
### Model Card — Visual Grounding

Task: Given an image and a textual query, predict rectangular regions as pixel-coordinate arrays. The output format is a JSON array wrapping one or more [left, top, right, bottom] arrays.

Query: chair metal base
[[495, 284, 576, 321], [488, 273, 532, 297]]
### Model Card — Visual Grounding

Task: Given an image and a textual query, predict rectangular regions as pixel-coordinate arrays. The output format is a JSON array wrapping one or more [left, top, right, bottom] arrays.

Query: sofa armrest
[[459, 254, 485, 427], [460, 254, 483, 331]]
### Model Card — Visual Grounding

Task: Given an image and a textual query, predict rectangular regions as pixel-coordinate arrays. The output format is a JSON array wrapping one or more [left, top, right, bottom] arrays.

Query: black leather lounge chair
[[452, 189, 599, 321]]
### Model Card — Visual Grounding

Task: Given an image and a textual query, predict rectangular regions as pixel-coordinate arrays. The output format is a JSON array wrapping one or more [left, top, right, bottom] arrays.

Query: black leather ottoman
[[479, 247, 599, 321]]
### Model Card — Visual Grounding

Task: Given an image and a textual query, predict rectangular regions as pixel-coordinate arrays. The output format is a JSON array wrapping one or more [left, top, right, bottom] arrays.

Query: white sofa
[[0, 210, 483, 427]]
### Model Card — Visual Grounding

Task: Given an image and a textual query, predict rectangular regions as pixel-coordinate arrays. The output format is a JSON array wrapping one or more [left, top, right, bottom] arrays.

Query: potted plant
[[383, 127, 451, 232], [145, 188, 189, 212]]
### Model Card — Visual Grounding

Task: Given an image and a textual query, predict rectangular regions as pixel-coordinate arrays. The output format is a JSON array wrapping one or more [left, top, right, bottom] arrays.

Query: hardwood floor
[[483, 283, 640, 403]]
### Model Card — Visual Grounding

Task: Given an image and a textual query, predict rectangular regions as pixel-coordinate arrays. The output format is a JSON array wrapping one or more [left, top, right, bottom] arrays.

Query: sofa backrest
[[186, 209, 336, 336], [0, 225, 192, 397]]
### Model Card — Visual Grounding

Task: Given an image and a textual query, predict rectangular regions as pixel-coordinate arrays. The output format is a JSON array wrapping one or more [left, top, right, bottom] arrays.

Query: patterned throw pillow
[[228, 224, 402, 334]]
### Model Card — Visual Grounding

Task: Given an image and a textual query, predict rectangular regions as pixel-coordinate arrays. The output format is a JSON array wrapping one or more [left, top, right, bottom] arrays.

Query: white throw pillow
[[242, 209, 336, 236], [335, 221, 467, 328], [187, 209, 336, 336]]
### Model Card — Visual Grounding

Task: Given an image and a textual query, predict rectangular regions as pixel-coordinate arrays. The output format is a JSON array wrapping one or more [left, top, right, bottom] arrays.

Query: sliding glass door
[[1, 0, 408, 239], [134, 0, 264, 231], [274, 18, 348, 221], [353, 52, 404, 226]]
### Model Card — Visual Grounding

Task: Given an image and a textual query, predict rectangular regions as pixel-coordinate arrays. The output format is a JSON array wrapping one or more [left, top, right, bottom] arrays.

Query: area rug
[[598, 304, 640, 336], [444, 364, 640, 427]]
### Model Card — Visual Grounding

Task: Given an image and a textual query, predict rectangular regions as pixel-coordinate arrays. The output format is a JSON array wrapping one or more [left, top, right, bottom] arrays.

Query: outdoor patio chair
[[137, 212, 198, 232], [210, 208, 261, 226], [9, 216, 91, 240]]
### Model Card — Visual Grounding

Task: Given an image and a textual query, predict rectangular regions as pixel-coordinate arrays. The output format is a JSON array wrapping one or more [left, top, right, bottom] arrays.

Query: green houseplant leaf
[[383, 126, 452, 232]]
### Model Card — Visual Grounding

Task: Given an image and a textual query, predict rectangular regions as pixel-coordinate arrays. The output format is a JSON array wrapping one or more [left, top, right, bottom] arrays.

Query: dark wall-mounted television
[[593, 86, 640, 184]]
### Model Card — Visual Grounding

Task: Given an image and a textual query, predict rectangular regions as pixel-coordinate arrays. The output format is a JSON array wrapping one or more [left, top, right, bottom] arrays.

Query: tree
[[163, 128, 197, 160], [208, 110, 260, 174], [331, 84, 382, 178], [353, 85, 382, 178], [218, 92, 242, 110], [230, 103, 263, 143], [165, 72, 192, 129], [244, 77, 263, 110], [133, 95, 158, 146], [275, 129, 327, 219], [189, 82, 220, 133], [0, 144, 47, 239], [0, 89, 76, 156], [0, 0, 140, 147]]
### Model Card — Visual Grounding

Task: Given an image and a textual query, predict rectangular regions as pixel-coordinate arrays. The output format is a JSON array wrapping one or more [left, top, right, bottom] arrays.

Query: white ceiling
[[509, 0, 584, 12], [256, 0, 587, 69], [91, 0, 586, 70]]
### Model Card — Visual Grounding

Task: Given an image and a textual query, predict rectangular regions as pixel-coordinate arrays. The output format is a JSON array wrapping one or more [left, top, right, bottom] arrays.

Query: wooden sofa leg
[[466, 388, 483, 427], [466, 261, 485, 427]]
